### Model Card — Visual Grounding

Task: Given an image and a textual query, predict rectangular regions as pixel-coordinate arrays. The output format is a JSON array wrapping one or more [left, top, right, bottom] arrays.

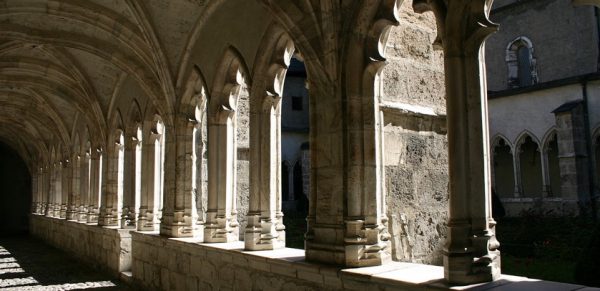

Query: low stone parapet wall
[[30, 216, 593, 291], [29, 215, 132, 276], [500, 198, 581, 217], [130, 231, 449, 291]]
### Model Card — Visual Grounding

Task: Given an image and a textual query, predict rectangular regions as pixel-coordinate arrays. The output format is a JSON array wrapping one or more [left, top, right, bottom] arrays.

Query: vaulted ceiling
[[0, 0, 275, 169]]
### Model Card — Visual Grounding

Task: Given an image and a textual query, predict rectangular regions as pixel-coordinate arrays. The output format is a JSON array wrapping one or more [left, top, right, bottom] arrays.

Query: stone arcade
[[0, 0, 532, 289]]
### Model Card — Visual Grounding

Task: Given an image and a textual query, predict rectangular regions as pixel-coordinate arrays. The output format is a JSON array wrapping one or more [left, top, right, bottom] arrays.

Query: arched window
[[506, 36, 538, 88]]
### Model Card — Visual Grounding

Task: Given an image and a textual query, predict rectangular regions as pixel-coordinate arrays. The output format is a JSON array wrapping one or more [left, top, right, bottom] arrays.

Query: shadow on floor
[[0, 235, 129, 290]]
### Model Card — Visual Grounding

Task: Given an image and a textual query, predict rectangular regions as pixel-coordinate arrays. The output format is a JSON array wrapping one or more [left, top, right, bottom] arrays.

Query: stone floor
[[0, 236, 129, 291]]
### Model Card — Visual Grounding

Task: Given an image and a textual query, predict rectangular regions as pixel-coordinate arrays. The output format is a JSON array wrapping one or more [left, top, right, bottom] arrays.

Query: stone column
[[54, 162, 63, 218], [205, 116, 239, 242], [60, 159, 71, 219], [99, 139, 123, 227], [138, 137, 157, 231], [41, 166, 49, 215], [31, 170, 39, 214], [87, 151, 101, 224], [205, 53, 244, 243], [161, 117, 203, 237], [47, 163, 57, 218], [246, 83, 286, 250], [138, 122, 164, 232], [415, 0, 501, 284], [67, 155, 80, 221], [540, 148, 551, 197], [78, 152, 90, 222], [512, 148, 522, 197], [244, 32, 294, 250], [121, 137, 139, 229], [554, 101, 591, 214], [255, 1, 394, 267]]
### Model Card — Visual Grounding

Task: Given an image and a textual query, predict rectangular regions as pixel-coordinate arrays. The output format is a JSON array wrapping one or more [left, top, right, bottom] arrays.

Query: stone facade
[[486, 0, 600, 216], [486, 0, 599, 91]]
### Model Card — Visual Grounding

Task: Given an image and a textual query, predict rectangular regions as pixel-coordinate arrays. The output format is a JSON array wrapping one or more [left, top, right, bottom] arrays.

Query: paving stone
[[0, 236, 129, 291]]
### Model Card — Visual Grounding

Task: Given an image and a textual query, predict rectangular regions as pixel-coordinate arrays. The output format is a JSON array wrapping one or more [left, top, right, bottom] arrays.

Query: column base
[[98, 207, 120, 226], [160, 211, 203, 238], [305, 221, 391, 267], [87, 206, 99, 224], [66, 205, 78, 220], [137, 209, 157, 231], [244, 213, 285, 251], [120, 207, 137, 229], [33, 203, 42, 215], [53, 205, 62, 218], [443, 221, 501, 285], [59, 204, 67, 219], [77, 206, 88, 223], [204, 211, 238, 243], [44, 203, 52, 217]]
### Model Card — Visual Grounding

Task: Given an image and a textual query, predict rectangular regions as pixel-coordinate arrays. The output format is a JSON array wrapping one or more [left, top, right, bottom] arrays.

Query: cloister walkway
[[0, 236, 129, 291]]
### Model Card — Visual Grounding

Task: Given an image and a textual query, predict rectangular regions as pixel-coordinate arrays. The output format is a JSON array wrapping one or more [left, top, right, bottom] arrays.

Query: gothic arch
[[515, 130, 541, 149], [491, 134, 514, 152], [541, 127, 558, 152]]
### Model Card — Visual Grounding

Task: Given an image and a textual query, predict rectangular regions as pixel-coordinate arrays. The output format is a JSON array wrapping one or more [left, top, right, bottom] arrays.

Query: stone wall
[[130, 231, 445, 291], [381, 0, 448, 265], [486, 0, 598, 91], [29, 215, 132, 276]]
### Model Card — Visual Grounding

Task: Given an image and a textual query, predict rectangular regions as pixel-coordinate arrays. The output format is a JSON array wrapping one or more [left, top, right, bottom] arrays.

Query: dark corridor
[[0, 142, 31, 236]]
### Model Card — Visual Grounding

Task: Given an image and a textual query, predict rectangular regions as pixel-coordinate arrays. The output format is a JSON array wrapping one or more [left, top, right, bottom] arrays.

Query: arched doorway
[[0, 142, 31, 235]]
